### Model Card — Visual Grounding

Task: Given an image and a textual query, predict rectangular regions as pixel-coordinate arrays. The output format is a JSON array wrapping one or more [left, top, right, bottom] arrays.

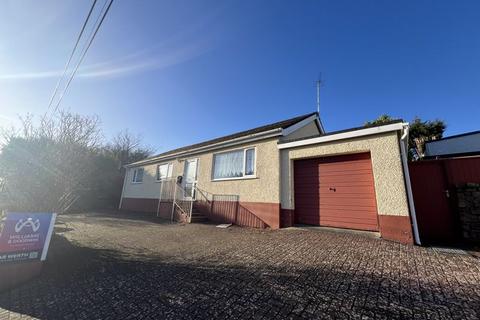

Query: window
[[213, 148, 256, 180], [245, 148, 255, 175], [156, 163, 173, 181], [132, 168, 144, 183]]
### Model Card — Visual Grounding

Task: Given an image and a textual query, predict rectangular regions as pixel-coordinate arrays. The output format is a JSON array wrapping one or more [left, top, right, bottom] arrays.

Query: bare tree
[[107, 129, 154, 169], [0, 111, 153, 213], [0, 111, 103, 213]]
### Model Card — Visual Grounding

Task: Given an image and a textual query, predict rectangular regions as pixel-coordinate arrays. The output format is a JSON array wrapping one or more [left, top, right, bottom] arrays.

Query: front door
[[183, 158, 198, 199]]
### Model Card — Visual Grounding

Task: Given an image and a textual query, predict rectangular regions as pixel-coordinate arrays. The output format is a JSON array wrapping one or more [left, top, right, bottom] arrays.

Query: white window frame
[[156, 162, 173, 182], [212, 147, 257, 181], [131, 168, 144, 184]]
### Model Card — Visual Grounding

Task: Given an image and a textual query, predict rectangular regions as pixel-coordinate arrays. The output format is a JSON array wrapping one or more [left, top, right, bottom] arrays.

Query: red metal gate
[[409, 156, 480, 245]]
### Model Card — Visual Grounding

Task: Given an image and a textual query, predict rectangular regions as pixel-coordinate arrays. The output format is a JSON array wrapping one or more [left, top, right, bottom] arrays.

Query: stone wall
[[457, 183, 480, 243]]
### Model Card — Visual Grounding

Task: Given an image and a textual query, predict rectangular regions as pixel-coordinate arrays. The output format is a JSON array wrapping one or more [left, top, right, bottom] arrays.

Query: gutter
[[278, 122, 406, 149], [399, 124, 421, 245]]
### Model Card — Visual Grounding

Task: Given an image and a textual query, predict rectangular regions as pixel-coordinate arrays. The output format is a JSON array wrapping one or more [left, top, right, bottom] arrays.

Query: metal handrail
[[195, 184, 238, 201], [171, 181, 194, 222], [194, 184, 213, 203], [194, 184, 266, 228], [169, 182, 266, 227]]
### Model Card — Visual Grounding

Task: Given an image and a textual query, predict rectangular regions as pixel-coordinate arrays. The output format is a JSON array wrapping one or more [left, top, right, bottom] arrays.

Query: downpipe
[[400, 124, 421, 245]]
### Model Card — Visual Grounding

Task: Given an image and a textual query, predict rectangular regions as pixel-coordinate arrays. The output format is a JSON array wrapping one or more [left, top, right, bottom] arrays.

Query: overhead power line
[[50, 0, 114, 117], [47, 0, 114, 119], [45, 0, 98, 118]]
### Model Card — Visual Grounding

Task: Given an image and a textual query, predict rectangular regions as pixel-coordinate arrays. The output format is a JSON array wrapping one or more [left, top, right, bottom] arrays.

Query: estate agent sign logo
[[0, 212, 57, 264], [15, 218, 41, 233]]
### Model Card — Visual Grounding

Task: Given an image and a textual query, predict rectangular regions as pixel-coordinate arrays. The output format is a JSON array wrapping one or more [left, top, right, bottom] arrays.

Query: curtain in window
[[157, 163, 173, 180], [213, 150, 244, 179], [157, 164, 168, 180], [245, 149, 255, 175]]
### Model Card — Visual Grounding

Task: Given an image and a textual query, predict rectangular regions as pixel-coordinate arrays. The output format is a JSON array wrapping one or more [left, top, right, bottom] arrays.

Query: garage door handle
[[329, 187, 336, 192]]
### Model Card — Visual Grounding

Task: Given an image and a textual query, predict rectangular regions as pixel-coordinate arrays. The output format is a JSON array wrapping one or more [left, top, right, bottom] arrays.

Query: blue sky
[[1, 0, 479, 152]]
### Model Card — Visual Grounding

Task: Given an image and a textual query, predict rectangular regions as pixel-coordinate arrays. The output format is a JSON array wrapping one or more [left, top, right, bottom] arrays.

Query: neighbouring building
[[425, 130, 480, 159], [120, 112, 419, 244]]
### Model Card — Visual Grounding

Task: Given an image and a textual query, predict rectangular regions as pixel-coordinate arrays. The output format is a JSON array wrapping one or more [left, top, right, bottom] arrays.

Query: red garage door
[[294, 152, 379, 231]]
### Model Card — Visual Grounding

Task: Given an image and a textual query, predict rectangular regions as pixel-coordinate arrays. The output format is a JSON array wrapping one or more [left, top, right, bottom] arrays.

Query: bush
[[0, 111, 152, 213]]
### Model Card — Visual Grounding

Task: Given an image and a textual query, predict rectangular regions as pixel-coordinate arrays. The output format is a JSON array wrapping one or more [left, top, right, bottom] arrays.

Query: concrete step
[[191, 212, 205, 217], [190, 211, 209, 223], [190, 216, 209, 223]]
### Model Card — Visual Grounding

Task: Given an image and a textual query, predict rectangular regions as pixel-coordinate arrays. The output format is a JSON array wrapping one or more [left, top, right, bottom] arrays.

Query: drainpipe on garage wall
[[399, 124, 422, 245]]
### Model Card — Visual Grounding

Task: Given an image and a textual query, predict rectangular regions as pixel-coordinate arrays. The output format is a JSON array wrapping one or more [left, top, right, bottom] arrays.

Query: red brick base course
[[378, 215, 414, 244], [281, 208, 414, 245], [120, 198, 175, 220], [121, 198, 414, 244], [120, 197, 278, 228]]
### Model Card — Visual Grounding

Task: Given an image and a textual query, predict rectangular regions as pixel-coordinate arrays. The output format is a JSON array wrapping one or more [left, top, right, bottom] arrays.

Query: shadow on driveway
[[0, 230, 479, 319], [57, 210, 219, 228]]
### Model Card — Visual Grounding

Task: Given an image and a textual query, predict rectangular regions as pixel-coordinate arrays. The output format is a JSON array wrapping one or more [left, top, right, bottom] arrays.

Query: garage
[[293, 152, 379, 231]]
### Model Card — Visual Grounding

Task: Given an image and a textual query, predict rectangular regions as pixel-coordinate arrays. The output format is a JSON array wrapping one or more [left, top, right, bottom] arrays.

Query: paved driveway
[[1, 212, 479, 319]]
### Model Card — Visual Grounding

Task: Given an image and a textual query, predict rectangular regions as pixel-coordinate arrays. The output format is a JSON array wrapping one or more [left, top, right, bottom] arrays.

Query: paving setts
[[0, 212, 479, 319]]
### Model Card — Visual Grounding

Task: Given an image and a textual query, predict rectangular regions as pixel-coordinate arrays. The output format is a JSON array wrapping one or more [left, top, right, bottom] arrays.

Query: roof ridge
[[128, 112, 318, 166]]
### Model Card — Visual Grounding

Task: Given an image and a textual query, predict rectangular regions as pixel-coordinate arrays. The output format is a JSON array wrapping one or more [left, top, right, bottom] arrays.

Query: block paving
[[0, 212, 479, 319]]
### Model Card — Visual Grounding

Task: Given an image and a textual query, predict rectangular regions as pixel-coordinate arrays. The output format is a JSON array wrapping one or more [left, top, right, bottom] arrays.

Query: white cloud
[[0, 39, 210, 81], [80, 42, 209, 78], [0, 70, 62, 80]]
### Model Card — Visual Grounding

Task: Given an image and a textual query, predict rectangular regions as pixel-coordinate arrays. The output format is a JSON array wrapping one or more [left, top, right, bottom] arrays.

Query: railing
[[156, 178, 196, 223], [155, 178, 193, 222], [193, 185, 214, 215], [194, 184, 212, 203], [172, 181, 194, 222], [193, 184, 267, 228], [158, 180, 267, 228]]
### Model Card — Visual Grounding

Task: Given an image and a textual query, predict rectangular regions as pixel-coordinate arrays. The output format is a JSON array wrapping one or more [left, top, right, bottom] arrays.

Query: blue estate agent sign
[[0, 212, 57, 264]]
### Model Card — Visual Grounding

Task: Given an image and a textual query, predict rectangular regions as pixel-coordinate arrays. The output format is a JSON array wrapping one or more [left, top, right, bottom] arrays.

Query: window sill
[[211, 176, 257, 182], [131, 182, 143, 184]]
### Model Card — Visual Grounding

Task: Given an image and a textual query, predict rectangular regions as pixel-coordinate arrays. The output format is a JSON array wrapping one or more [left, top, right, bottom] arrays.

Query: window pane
[[213, 150, 244, 179], [245, 149, 255, 175], [157, 164, 169, 180], [136, 168, 144, 182]]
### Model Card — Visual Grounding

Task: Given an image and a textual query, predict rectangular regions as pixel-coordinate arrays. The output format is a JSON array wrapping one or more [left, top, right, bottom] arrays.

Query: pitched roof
[[128, 112, 319, 166], [425, 130, 480, 143]]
